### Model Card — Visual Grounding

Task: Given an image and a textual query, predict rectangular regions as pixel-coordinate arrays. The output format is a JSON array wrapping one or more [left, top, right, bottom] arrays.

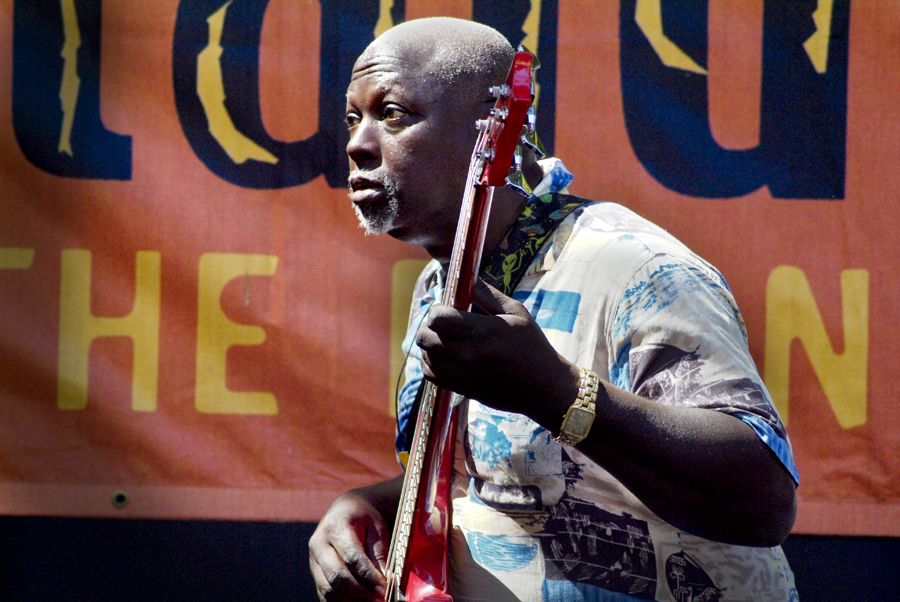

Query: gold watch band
[[554, 368, 599, 446]]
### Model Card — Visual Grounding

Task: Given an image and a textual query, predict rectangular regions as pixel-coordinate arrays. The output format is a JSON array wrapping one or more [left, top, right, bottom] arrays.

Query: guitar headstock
[[475, 50, 535, 187]]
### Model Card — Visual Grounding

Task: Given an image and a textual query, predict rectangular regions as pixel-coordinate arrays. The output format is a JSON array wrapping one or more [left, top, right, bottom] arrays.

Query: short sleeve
[[608, 254, 799, 484]]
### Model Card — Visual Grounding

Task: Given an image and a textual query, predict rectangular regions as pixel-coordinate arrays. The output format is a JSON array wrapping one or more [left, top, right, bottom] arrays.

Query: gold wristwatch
[[554, 368, 599, 446]]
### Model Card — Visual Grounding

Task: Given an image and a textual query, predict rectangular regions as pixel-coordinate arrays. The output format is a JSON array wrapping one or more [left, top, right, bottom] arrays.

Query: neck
[[428, 183, 528, 270], [480, 184, 529, 262], [431, 155, 543, 269]]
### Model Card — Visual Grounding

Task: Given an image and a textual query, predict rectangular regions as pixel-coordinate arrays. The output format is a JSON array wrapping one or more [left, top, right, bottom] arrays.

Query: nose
[[346, 118, 381, 170]]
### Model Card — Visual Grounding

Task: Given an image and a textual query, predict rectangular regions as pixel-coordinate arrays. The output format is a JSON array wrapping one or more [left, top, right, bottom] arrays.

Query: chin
[[353, 205, 397, 236]]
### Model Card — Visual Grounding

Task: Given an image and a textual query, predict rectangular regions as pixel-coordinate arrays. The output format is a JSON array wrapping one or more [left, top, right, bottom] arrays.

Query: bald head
[[354, 18, 515, 107]]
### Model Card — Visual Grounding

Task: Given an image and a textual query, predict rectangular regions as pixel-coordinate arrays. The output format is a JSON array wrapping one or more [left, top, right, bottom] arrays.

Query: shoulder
[[564, 201, 691, 257], [539, 200, 700, 282], [561, 201, 728, 286]]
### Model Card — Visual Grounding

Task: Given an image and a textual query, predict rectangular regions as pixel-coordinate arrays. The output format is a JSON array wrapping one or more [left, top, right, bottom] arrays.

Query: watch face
[[564, 407, 594, 437]]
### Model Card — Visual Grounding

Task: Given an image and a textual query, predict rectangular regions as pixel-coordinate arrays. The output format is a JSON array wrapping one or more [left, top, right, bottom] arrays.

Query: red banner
[[1, 0, 896, 536]]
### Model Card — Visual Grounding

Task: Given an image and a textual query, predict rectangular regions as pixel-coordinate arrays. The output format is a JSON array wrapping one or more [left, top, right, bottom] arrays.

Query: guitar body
[[384, 50, 536, 602]]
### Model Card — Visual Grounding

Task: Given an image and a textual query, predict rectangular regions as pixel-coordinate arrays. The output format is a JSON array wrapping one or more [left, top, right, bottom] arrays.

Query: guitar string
[[384, 295, 437, 598]]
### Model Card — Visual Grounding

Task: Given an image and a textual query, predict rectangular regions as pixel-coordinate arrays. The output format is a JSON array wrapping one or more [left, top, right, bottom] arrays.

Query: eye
[[380, 105, 407, 124], [344, 111, 361, 129]]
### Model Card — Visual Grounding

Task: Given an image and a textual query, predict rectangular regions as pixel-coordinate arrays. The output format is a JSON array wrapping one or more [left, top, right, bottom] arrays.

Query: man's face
[[345, 46, 480, 258]]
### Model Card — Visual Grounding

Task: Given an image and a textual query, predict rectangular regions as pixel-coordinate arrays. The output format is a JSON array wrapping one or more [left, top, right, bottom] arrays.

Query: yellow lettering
[[635, 0, 708, 74], [764, 266, 868, 428], [197, 1, 278, 165], [804, 0, 834, 74], [58, 250, 161, 411], [195, 253, 278, 414], [375, 0, 395, 38], [521, 0, 542, 105], [59, 0, 81, 156], [0, 248, 35, 269]]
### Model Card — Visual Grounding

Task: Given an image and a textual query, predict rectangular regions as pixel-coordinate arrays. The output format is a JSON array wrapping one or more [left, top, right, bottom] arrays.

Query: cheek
[[381, 142, 413, 176]]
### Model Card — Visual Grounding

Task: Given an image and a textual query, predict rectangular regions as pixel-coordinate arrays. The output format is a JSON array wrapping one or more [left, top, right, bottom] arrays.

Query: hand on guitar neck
[[416, 280, 581, 431]]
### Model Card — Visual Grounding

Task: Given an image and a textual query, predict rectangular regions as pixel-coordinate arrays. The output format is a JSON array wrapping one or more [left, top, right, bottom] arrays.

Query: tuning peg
[[510, 152, 522, 172], [488, 84, 510, 100], [479, 149, 495, 162], [489, 107, 509, 121]]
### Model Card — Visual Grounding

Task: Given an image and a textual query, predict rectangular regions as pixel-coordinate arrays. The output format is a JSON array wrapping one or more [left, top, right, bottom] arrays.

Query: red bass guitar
[[383, 50, 536, 602]]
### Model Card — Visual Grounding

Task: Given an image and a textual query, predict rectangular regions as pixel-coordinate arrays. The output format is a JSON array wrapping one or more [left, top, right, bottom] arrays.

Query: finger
[[416, 347, 459, 393], [309, 543, 374, 602], [418, 348, 443, 383], [418, 330, 477, 371], [312, 520, 387, 600], [423, 304, 474, 341], [415, 322, 440, 352], [332, 530, 386, 592], [474, 280, 531, 318], [309, 550, 339, 602]]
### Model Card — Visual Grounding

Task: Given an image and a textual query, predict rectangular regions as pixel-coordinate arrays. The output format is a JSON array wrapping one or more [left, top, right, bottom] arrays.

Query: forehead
[[347, 54, 440, 106], [350, 54, 407, 87], [352, 47, 415, 77]]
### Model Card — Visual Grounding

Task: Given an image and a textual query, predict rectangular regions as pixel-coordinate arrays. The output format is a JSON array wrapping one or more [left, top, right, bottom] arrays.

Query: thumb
[[474, 280, 531, 319]]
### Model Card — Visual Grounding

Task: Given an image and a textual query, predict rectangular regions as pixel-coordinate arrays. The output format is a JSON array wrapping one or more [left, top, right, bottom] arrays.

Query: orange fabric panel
[[0, 0, 896, 535]]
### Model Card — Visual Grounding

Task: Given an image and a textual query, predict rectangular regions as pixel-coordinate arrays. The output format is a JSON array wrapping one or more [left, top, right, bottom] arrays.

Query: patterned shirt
[[397, 164, 799, 602]]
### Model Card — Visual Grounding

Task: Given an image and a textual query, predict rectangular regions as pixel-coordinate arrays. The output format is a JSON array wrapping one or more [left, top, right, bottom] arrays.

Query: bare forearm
[[530, 375, 796, 546]]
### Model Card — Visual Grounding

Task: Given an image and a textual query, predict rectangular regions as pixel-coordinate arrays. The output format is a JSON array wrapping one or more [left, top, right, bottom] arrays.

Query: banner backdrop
[[0, 0, 896, 536]]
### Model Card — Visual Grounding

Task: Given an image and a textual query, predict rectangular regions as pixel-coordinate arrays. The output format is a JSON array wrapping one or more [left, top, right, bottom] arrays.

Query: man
[[309, 17, 799, 602]]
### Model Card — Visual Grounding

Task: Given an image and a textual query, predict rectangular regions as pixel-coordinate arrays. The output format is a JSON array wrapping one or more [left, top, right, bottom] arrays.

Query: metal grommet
[[112, 490, 130, 509]]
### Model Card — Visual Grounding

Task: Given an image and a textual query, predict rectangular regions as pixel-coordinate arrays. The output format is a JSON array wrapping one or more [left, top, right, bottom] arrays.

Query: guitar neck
[[443, 135, 496, 311], [383, 49, 536, 602], [384, 143, 494, 602], [384, 380, 440, 601]]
